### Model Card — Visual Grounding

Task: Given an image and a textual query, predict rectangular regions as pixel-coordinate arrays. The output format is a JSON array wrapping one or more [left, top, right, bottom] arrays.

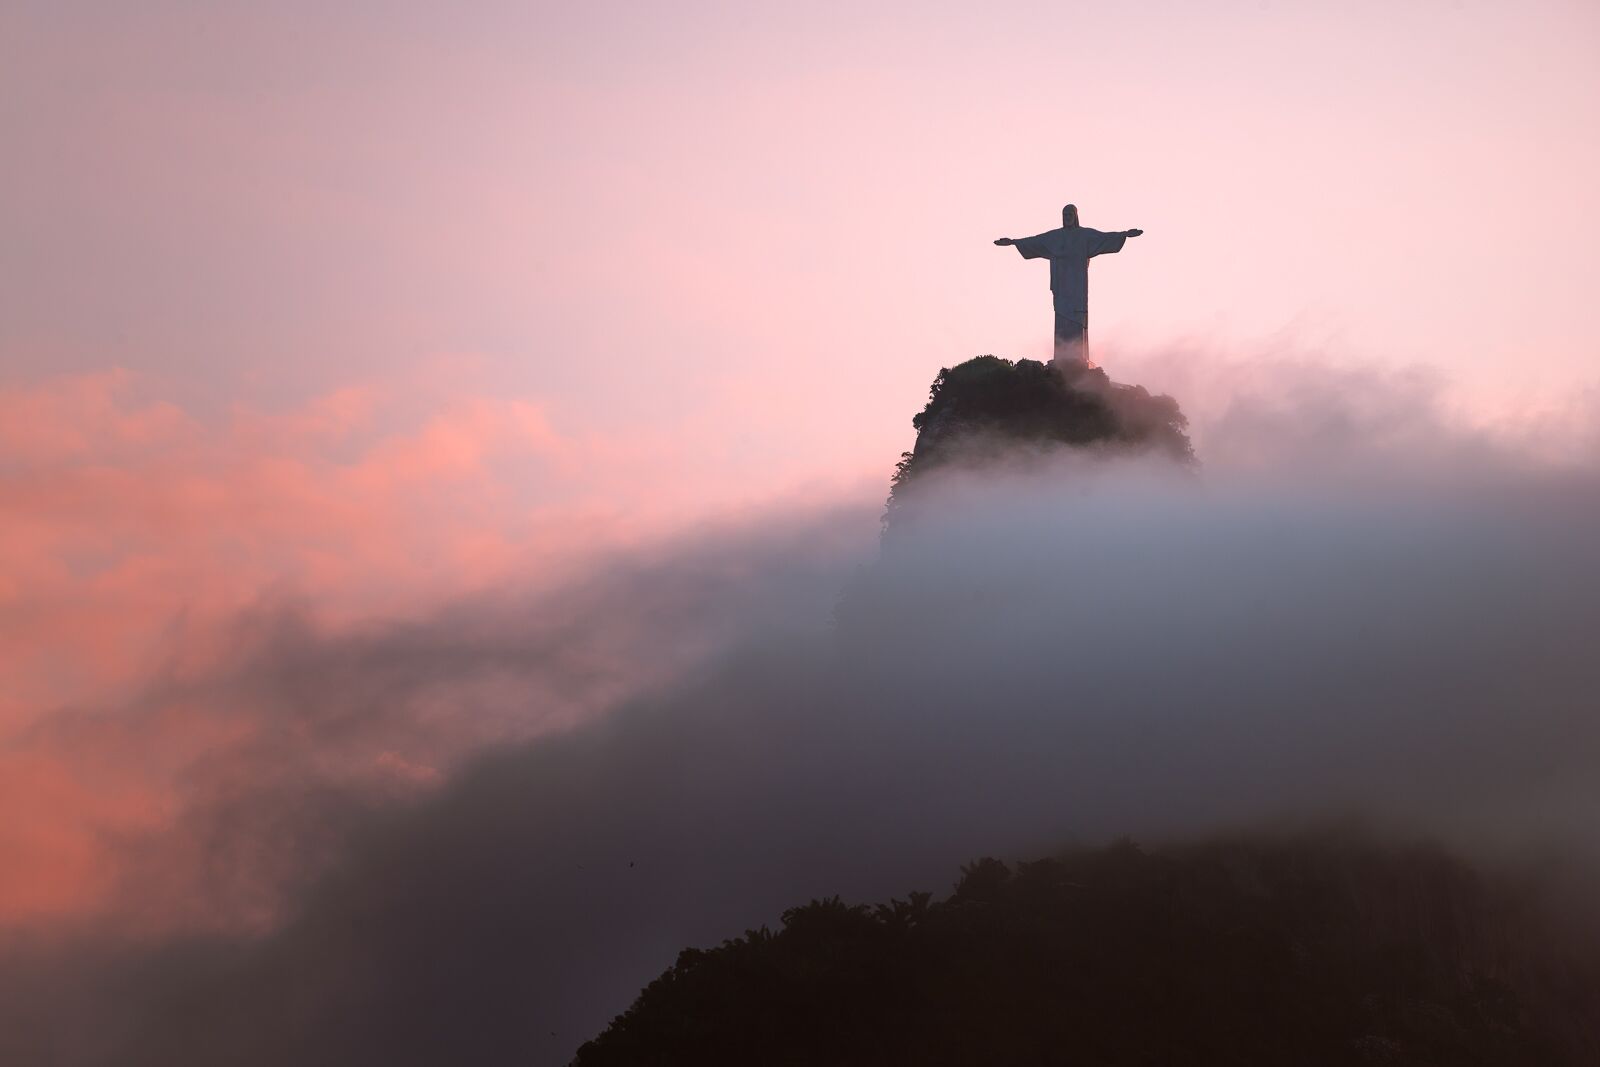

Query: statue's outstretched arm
[[994, 238, 1015, 246], [1124, 229, 1144, 237]]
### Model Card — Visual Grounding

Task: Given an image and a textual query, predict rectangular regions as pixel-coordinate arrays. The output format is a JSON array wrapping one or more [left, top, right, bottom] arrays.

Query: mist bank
[[13, 457, 1599, 1061], [7, 357, 1600, 1065]]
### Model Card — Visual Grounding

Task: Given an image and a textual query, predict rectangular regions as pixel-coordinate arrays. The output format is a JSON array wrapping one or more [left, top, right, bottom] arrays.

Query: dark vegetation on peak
[[574, 834, 1600, 1066], [887, 356, 1193, 519]]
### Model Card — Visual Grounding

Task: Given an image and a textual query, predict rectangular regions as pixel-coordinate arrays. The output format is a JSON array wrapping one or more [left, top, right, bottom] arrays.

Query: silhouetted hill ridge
[[573, 834, 1600, 1066]]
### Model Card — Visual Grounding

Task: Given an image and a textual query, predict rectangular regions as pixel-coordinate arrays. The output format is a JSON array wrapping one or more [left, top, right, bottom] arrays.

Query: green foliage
[[887, 356, 1194, 521], [573, 834, 1600, 1066], [952, 857, 1010, 903]]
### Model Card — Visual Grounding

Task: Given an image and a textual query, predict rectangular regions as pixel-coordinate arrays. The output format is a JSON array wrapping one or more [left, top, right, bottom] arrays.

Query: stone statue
[[995, 204, 1142, 363]]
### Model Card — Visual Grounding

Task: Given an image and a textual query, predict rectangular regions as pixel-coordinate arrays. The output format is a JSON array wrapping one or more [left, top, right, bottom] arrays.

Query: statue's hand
[[994, 238, 1014, 246], [1125, 229, 1144, 238]]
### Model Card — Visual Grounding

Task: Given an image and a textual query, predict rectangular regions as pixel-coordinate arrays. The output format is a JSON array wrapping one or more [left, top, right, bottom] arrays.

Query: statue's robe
[[1012, 225, 1127, 360]]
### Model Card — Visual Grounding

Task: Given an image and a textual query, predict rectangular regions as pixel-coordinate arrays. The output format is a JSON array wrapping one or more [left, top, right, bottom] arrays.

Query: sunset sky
[[3, 0, 1598, 936]]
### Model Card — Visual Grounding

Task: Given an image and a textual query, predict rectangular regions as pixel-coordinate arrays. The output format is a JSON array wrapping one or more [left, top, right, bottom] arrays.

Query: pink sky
[[2, 0, 1598, 925]]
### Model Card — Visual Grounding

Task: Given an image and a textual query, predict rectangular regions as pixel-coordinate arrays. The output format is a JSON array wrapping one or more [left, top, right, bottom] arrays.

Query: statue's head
[[1062, 204, 1080, 228]]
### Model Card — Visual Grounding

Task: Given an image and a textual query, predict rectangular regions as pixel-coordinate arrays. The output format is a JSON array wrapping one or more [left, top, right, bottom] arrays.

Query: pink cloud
[[0, 359, 879, 931], [0, 368, 631, 925], [1, 369, 583, 718]]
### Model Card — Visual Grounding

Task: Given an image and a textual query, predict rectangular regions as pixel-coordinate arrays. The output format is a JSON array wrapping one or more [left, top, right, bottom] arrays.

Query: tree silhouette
[[573, 834, 1600, 1066], [885, 356, 1194, 530]]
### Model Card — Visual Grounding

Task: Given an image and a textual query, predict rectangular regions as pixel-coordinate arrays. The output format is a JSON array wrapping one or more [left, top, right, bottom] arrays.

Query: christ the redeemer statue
[[995, 204, 1142, 364]]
